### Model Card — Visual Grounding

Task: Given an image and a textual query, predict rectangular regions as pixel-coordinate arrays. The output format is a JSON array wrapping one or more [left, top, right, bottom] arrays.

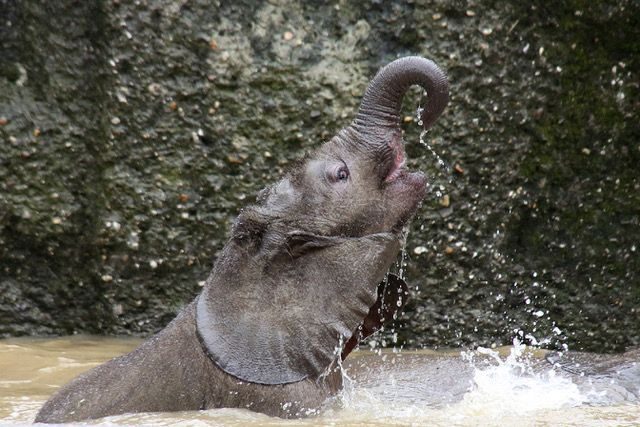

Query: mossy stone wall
[[1, 0, 638, 352]]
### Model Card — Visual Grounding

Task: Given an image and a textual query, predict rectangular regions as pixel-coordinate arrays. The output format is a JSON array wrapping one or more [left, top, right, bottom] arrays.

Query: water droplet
[[419, 130, 452, 181]]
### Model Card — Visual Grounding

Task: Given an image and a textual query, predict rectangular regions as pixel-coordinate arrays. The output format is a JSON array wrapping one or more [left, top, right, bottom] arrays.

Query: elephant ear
[[196, 232, 401, 385]]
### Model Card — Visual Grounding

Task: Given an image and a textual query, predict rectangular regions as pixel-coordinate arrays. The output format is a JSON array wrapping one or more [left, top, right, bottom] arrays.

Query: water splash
[[335, 342, 591, 425], [415, 102, 570, 352], [458, 339, 586, 419], [419, 129, 452, 179], [397, 225, 410, 280], [416, 104, 452, 181]]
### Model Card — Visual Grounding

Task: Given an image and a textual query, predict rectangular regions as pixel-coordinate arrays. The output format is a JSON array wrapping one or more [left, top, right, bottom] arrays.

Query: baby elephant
[[35, 56, 449, 423]]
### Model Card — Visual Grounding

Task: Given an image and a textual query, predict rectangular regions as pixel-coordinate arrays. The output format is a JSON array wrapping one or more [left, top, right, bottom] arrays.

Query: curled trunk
[[352, 56, 449, 138]]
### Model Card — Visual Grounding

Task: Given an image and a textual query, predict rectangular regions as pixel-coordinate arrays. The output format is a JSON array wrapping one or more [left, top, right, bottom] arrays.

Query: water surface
[[1, 337, 638, 426]]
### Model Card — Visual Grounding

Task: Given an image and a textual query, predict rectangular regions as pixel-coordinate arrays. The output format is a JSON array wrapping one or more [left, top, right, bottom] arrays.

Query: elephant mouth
[[386, 179, 427, 235], [384, 149, 406, 182], [382, 142, 427, 232], [383, 140, 407, 182], [383, 142, 425, 192]]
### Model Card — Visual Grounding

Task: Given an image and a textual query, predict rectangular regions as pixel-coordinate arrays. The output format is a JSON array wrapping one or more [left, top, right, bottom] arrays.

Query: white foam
[[335, 340, 588, 425], [454, 339, 586, 421]]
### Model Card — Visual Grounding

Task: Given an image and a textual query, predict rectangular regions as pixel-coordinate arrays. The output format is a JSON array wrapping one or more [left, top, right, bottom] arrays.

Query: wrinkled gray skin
[[35, 56, 449, 423]]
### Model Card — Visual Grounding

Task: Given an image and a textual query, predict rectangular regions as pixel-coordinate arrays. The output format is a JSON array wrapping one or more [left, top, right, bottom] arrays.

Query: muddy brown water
[[1, 337, 639, 426]]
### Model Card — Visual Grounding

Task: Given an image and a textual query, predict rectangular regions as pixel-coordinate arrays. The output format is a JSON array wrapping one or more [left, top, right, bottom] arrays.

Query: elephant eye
[[336, 166, 349, 181], [327, 162, 350, 184]]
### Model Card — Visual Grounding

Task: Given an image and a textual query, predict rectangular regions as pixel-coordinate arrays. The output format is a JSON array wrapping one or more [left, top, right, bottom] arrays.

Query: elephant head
[[196, 56, 449, 385]]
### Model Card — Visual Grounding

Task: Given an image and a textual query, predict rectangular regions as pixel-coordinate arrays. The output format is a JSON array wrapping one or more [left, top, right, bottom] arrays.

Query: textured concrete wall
[[0, 0, 638, 352]]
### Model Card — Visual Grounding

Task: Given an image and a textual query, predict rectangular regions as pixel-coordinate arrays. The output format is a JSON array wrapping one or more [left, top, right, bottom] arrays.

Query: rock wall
[[1, 0, 638, 352]]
